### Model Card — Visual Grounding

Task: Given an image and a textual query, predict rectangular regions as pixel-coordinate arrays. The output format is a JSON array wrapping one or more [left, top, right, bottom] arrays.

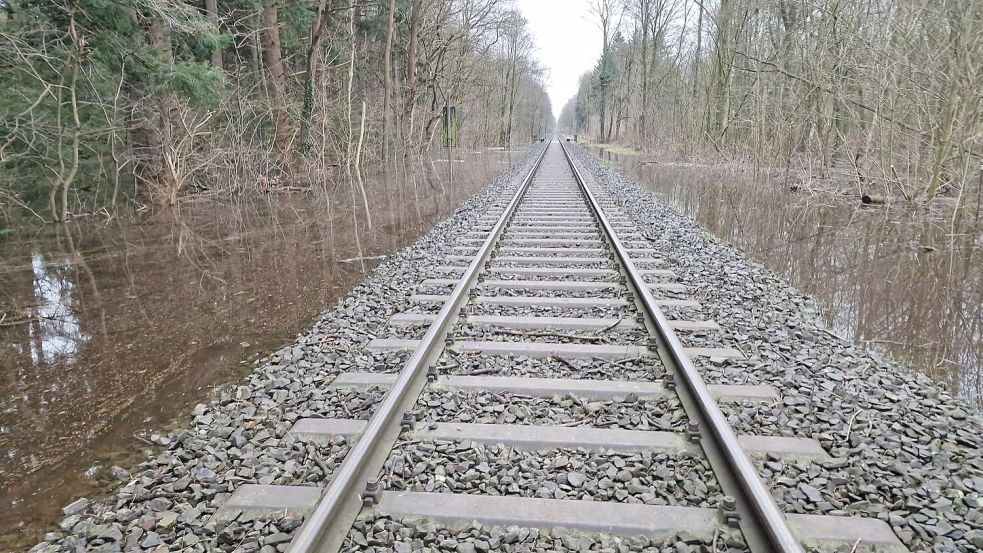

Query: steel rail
[[557, 140, 804, 553], [286, 143, 550, 553]]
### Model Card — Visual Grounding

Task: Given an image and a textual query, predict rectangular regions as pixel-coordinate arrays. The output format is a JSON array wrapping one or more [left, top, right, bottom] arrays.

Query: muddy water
[[0, 149, 522, 547], [592, 148, 981, 404]]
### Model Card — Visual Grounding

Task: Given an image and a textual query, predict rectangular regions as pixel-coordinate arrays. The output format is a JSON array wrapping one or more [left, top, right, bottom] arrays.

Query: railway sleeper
[[419, 278, 688, 293], [215, 484, 902, 551], [284, 418, 829, 463], [365, 338, 742, 361], [435, 265, 671, 276], [389, 312, 719, 332], [406, 294, 701, 309], [324, 372, 776, 404]]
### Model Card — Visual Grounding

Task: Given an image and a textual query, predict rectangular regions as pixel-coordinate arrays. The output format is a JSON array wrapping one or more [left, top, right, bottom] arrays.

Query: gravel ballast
[[342, 516, 748, 553], [567, 144, 983, 553], [436, 351, 662, 381], [381, 442, 722, 507], [412, 390, 687, 431]]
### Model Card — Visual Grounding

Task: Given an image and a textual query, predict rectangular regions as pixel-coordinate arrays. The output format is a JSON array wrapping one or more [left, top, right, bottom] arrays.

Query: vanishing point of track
[[217, 139, 905, 552]]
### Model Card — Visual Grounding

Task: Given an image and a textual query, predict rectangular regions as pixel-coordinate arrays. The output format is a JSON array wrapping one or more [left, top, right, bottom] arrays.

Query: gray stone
[[965, 529, 983, 549], [62, 498, 89, 516], [799, 483, 823, 503], [139, 532, 162, 548], [265, 532, 292, 545], [156, 512, 179, 530]]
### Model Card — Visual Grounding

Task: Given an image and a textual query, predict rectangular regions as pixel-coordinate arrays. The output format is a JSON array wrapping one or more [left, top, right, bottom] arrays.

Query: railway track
[[217, 139, 905, 552]]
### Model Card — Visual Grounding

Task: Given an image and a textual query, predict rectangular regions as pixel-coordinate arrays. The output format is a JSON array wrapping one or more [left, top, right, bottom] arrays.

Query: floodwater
[[0, 148, 522, 547], [592, 147, 982, 404]]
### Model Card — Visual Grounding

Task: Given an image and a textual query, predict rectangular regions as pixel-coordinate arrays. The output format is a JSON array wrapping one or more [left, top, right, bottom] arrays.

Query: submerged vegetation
[[0, 0, 554, 222]]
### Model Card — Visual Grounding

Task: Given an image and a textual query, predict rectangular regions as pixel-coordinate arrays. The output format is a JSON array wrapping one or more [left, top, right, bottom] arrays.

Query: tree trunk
[[50, 15, 82, 222], [260, 0, 293, 170], [597, 2, 612, 143], [382, 0, 396, 160], [500, 61, 510, 145], [205, 0, 223, 69], [507, 63, 518, 146], [402, 0, 422, 150], [693, 0, 702, 97], [300, 0, 330, 153], [639, 1, 650, 145], [709, 0, 733, 139], [133, 15, 176, 202]]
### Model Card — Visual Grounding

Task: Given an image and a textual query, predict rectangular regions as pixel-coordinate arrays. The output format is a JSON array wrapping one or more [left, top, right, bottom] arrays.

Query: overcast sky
[[515, 0, 602, 119]]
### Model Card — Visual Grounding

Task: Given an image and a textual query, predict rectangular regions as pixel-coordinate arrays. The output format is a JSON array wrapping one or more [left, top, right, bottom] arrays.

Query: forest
[[0, 0, 554, 222], [560, 0, 983, 208]]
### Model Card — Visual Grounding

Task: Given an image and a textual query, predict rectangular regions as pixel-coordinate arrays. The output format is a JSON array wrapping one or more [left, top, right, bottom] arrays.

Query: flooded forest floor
[[590, 145, 981, 405], [0, 148, 524, 548]]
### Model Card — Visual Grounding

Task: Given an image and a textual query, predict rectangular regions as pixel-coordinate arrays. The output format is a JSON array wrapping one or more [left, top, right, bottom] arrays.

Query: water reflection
[[27, 252, 85, 365], [592, 148, 981, 404], [0, 148, 520, 547]]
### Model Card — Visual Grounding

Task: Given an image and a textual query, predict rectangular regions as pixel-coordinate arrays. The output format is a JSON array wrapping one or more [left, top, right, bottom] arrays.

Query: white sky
[[515, 0, 602, 119]]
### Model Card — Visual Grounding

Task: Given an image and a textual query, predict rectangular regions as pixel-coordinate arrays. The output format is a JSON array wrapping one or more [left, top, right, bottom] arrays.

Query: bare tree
[[260, 0, 292, 171], [204, 0, 223, 69], [0, 0, 555, 219], [592, 0, 620, 142], [381, 0, 397, 161], [572, 0, 982, 206]]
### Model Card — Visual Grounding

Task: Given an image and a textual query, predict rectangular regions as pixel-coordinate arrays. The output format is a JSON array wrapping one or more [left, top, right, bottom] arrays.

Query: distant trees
[[0, 0, 553, 220], [561, 0, 983, 204]]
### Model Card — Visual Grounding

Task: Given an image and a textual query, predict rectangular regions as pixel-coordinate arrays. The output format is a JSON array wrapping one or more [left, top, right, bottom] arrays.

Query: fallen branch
[[338, 255, 386, 264], [132, 434, 154, 446], [862, 338, 934, 348], [550, 355, 580, 372], [598, 317, 625, 332], [816, 326, 848, 342], [0, 316, 32, 327], [498, 329, 603, 342], [268, 186, 311, 193], [592, 356, 643, 370], [840, 409, 863, 444], [461, 366, 499, 376], [309, 447, 331, 478]]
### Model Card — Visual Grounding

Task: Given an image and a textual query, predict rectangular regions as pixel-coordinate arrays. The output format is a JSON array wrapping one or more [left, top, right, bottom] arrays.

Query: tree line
[[0, 0, 553, 222], [560, 0, 983, 206]]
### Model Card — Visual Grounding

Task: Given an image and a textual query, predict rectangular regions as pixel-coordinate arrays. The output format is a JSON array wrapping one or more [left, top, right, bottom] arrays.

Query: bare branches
[[0, 0, 555, 221], [565, 0, 983, 207]]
